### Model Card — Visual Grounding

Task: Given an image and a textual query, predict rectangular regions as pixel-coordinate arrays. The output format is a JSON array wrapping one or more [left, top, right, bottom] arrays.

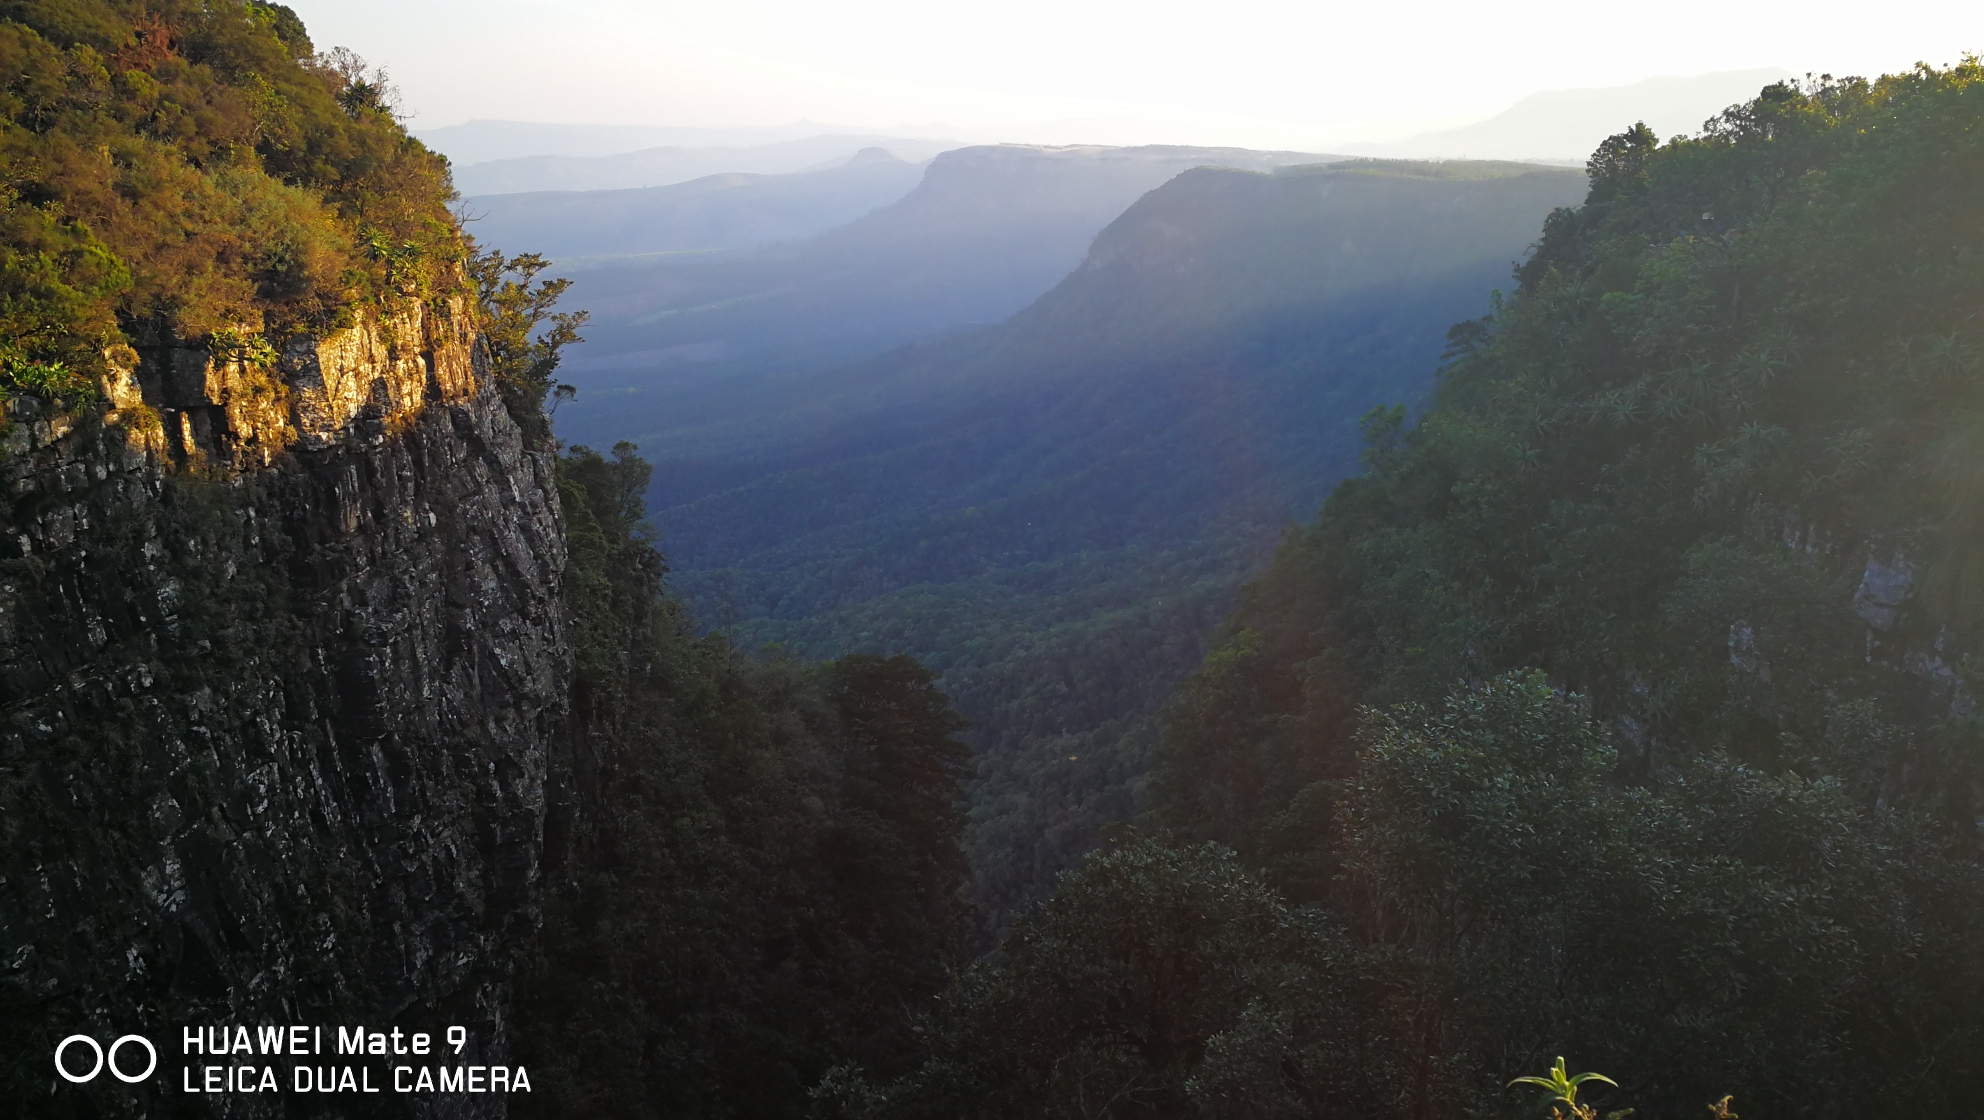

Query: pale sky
[[286, 0, 1980, 149]]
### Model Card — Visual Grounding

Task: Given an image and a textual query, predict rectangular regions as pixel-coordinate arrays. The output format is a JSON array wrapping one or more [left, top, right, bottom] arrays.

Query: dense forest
[[513, 438, 974, 1118], [523, 63, 1984, 1117], [821, 63, 1984, 1119], [453, 242, 983, 1120]]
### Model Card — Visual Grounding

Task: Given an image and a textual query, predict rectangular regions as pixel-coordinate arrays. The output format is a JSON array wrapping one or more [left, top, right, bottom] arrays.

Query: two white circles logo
[[55, 1034, 157, 1083]]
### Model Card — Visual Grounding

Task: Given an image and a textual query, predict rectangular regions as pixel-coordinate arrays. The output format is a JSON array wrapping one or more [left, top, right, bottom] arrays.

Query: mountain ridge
[[449, 133, 963, 194], [463, 148, 927, 259], [547, 143, 1350, 445]]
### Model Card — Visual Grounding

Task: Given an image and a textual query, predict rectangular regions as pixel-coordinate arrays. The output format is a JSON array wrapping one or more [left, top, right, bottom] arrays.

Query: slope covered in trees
[[473, 147, 981, 1120], [840, 65, 1984, 1120], [1155, 66, 1984, 885], [19, 5, 1978, 1115]]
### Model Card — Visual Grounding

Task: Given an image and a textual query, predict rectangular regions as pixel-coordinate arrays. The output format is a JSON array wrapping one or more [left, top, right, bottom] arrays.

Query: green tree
[[1584, 120, 1657, 203], [838, 838, 1380, 1120], [467, 247, 586, 444], [823, 653, 975, 999]]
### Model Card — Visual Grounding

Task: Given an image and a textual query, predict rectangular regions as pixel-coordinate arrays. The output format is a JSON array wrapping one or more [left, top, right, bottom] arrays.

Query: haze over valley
[[450, 78, 1752, 919], [438, 131, 965, 195], [611, 158, 1585, 920], [537, 144, 1344, 405]]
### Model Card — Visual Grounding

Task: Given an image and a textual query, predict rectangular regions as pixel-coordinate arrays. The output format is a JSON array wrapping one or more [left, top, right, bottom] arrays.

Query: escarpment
[[0, 298, 567, 1117]]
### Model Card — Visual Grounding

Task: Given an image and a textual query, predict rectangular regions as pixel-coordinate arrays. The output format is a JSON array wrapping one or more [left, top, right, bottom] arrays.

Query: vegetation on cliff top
[[0, 0, 459, 398], [1157, 61, 1984, 859], [1, 9, 973, 1118]]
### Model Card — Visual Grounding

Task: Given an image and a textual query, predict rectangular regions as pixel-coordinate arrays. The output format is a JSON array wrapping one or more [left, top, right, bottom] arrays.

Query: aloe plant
[[1509, 1056, 1617, 1118]]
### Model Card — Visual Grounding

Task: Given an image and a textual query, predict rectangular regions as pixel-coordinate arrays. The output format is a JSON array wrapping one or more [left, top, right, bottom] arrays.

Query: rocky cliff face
[[0, 296, 567, 1117]]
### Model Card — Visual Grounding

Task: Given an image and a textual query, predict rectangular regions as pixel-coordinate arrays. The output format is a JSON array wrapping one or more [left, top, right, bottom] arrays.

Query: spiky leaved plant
[[1509, 1056, 1618, 1120]]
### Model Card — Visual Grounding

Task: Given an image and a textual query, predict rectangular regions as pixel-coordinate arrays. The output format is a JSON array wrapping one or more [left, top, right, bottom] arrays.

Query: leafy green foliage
[[884, 673, 1983, 1118], [4, 10, 966, 1117], [1, 0, 458, 385], [1345, 675, 1983, 1115], [467, 246, 584, 443], [457, 199, 919, 1119], [1159, 61, 1984, 852], [1508, 1056, 1617, 1119]]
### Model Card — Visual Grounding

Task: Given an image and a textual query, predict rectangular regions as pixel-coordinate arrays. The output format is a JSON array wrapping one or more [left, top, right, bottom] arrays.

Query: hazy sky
[[287, 0, 1979, 148]]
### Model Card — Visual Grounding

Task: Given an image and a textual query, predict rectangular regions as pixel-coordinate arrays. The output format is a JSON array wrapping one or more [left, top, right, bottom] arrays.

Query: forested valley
[[612, 159, 1586, 934]]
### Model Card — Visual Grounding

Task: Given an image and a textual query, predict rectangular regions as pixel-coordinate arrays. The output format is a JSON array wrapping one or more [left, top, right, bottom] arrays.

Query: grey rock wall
[[0, 297, 567, 1118]]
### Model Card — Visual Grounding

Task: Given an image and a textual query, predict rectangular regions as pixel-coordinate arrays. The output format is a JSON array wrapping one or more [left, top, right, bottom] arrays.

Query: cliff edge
[[1, 297, 567, 1118]]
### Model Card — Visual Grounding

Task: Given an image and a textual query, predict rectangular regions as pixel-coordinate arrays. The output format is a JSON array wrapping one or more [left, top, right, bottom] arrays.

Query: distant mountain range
[[463, 147, 927, 260], [427, 68, 1789, 195], [445, 133, 966, 195], [567, 159, 1588, 931], [1346, 68, 1794, 160], [416, 118, 958, 162], [545, 144, 1345, 424]]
